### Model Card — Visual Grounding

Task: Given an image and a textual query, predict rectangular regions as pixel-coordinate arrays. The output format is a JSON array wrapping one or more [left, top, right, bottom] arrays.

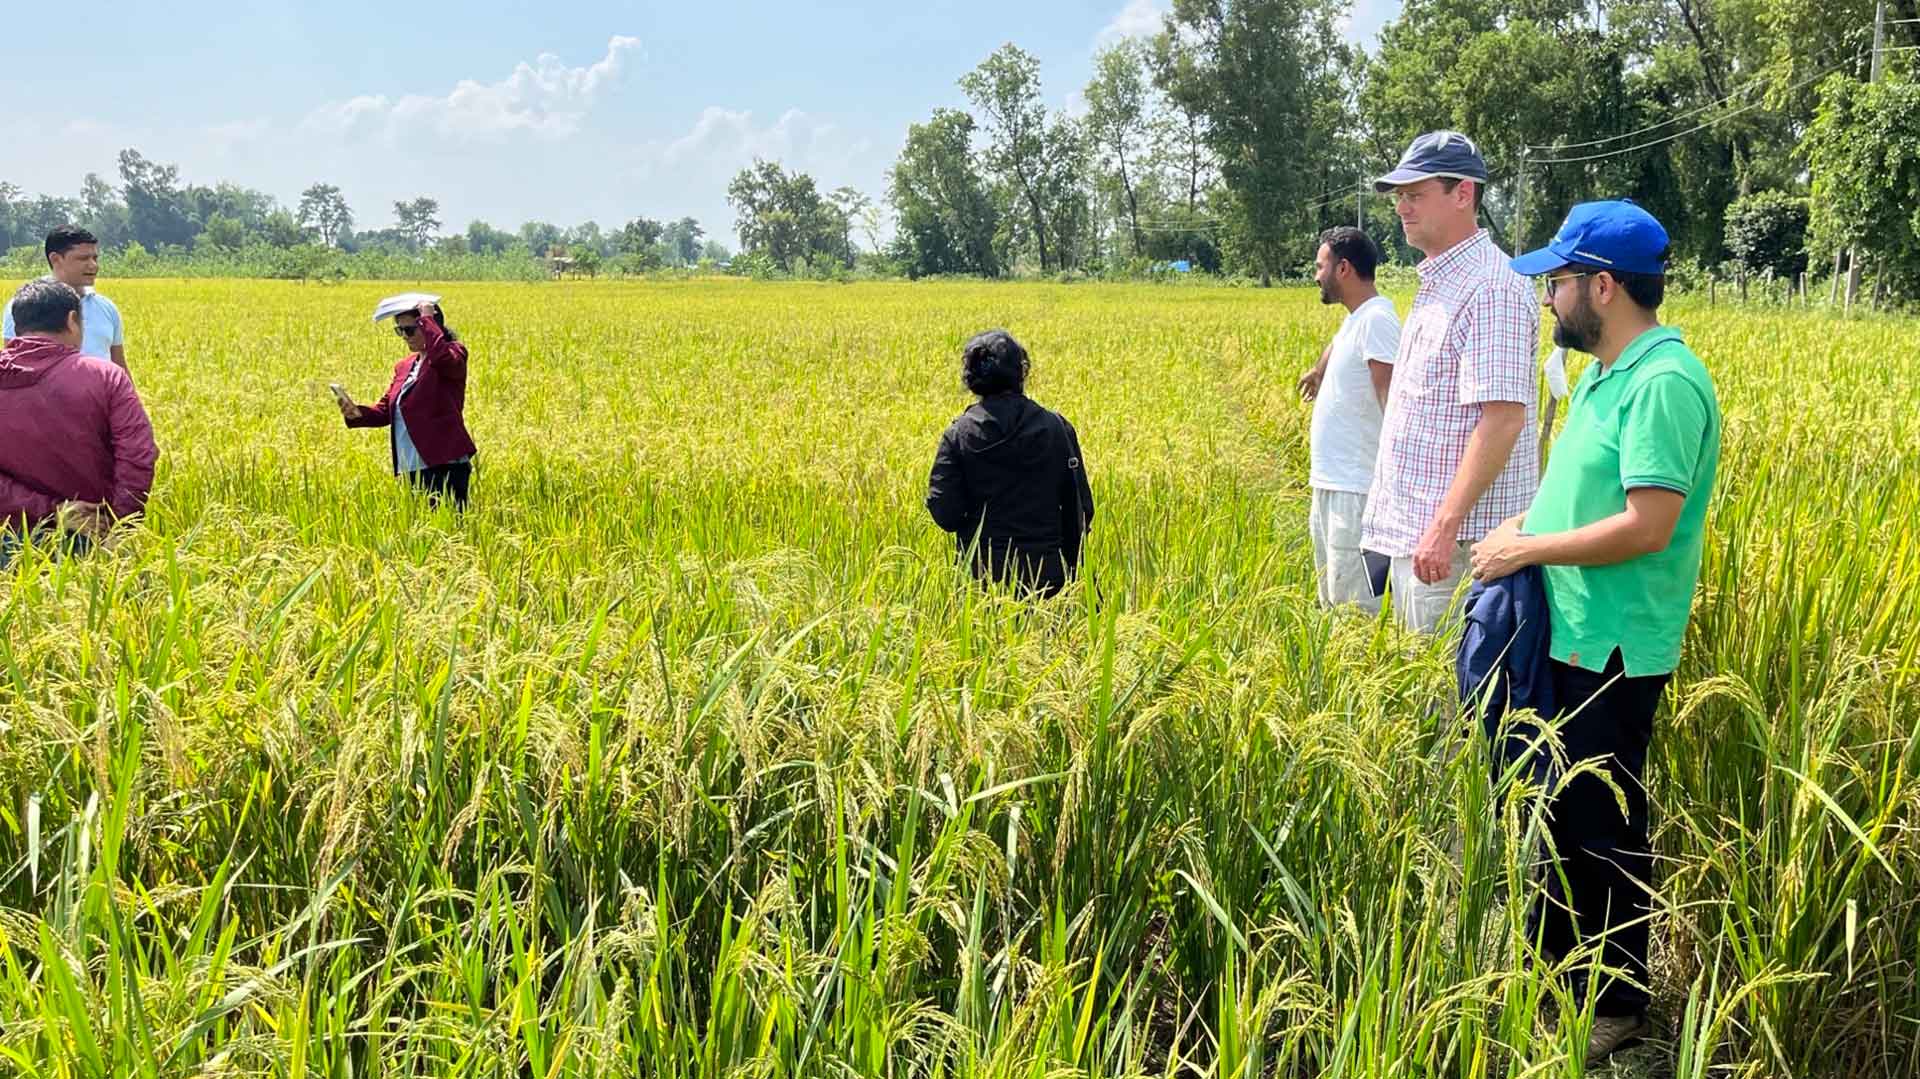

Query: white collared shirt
[[3, 279, 125, 361]]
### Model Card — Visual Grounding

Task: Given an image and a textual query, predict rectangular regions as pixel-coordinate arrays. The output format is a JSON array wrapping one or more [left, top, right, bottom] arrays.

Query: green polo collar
[[1592, 325, 1683, 383]]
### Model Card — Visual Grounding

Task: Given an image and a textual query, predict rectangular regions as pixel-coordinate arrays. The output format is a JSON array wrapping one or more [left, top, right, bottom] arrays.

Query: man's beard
[[1552, 292, 1603, 352], [1318, 282, 1336, 304]]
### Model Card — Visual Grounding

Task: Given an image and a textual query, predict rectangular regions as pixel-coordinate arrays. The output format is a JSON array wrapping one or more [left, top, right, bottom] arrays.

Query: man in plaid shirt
[[1362, 131, 1539, 632]]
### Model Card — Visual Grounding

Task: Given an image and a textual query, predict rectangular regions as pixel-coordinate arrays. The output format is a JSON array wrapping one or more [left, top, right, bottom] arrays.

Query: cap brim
[[1509, 247, 1571, 276], [1372, 168, 1430, 192], [1371, 168, 1489, 193], [371, 292, 441, 323]]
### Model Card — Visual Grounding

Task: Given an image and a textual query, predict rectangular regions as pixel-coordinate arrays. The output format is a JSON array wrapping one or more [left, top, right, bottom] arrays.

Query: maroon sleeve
[[104, 369, 159, 518], [411, 314, 467, 375], [345, 362, 404, 428], [0, 471, 59, 527]]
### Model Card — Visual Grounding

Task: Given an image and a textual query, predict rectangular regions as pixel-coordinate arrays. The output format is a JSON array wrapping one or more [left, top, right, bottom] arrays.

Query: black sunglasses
[[394, 321, 422, 337]]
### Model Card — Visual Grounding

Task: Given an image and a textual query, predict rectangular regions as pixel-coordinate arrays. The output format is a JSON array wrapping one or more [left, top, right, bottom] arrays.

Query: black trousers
[[972, 542, 1070, 597], [1526, 650, 1669, 1017], [407, 461, 471, 510]]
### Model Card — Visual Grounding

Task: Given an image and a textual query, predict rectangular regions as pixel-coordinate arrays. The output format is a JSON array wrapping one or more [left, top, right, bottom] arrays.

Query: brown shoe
[[1586, 1013, 1650, 1061]]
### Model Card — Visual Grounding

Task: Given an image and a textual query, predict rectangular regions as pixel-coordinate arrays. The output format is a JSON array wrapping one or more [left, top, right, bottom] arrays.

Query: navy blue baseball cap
[[1373, 130, 1489, 192], [1511, 200, 1671, 276]]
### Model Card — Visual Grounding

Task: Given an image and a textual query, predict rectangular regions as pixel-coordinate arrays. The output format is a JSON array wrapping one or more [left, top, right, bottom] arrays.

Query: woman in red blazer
[[335, 299, 477, 508]]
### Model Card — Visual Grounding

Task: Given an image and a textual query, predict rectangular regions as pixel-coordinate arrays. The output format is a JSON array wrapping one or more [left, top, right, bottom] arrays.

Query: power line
[[1303, 182, 1376, 214], [1522, 40, 1862, 153], [1525, 52, 1873, 166]]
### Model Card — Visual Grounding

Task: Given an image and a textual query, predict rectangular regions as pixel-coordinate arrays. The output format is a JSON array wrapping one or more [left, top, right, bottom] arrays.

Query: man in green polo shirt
[[1469, 200, 1721, 1062]]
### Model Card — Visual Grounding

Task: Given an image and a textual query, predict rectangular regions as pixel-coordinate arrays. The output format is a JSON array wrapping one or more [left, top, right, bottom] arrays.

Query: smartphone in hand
[[329, 382, 352, 407]]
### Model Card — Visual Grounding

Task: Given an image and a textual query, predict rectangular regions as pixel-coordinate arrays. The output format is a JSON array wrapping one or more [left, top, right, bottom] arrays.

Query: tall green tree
[[1085, 41, 1154, 256], [464, 220, 516, 255], [393, 198, 441, 249], [520, 221, 563, 257], [197, 213, 246, 251], [78, 172, 130, 248], [1803, 72, 1920, 297], [960, 44, 1063, 271], [117, 149, 195, 250], [259, 209, 306, 249], [726, 160, 853, 270], [617, 217, 666, 270], [1034, 117, 1092, 270], [887, 108, 1001, 278], [297, 183, 353, 247], [663, 217, 705, 265], [1153, 0, 1350, 282]]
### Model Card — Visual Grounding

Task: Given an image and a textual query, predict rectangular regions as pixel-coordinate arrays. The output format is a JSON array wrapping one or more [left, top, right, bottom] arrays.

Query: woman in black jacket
[[926, 329, 1093, 596]]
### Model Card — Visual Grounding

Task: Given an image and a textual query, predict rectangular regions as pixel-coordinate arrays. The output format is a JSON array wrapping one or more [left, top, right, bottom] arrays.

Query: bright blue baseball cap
[[1511, 200, 1671, 276]]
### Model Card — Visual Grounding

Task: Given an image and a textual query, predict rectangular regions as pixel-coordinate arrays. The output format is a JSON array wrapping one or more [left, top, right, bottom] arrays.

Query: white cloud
[[1094, 0, 1169, 49], [662, 106, 855, 168], [306, 35, 641, 143], [639, 106, 886, 239]]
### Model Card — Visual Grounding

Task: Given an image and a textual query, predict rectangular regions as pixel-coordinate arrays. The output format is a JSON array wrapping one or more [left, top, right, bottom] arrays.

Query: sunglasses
[[393, 322, 422, 337]]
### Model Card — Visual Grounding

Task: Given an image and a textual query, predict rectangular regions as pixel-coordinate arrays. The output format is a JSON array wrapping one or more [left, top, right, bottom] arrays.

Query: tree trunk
[[1119, 152, 1142, 257], [1019, 169, 1051, 273], [1187, 114, 1202, 212]]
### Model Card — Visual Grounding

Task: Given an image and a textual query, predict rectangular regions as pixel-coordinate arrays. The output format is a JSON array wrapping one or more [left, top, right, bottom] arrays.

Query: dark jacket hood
[[954, 394, 1056, 466]]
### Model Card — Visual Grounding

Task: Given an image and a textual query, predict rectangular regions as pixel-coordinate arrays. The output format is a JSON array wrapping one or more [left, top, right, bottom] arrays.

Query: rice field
[[1, 277, 1916, 1077]]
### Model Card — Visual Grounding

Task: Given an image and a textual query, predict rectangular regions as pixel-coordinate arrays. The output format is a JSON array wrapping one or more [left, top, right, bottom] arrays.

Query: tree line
[[1, 152, 730, 279], [7, 0, 1919, 293], [731, 0, 1920, 295]]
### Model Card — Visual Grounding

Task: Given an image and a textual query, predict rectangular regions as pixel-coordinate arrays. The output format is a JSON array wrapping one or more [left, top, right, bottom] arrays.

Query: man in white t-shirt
[[1297, 226, 1400, 609], [2, 226, 127, 374]]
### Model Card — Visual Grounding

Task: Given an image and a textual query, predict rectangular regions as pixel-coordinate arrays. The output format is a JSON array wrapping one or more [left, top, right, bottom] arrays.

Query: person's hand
[[1297, 345, 1331, 400], [1412, 514, 1463, 584], [1470, 516, 1533, 583], [55, 500, 112, 542], [414, 301, 438, 325]]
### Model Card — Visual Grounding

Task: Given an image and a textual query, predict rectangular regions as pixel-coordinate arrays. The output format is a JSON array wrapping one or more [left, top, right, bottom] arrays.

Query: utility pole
[[1871, 0, 1888, 81], [1514, 147, 1528, 252], [1356, 182, 1364, 230], [1848, 0, 1887, 313]]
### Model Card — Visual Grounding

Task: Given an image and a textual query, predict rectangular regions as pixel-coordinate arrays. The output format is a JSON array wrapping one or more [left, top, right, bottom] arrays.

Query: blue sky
[[0, 0, 1399, 246]]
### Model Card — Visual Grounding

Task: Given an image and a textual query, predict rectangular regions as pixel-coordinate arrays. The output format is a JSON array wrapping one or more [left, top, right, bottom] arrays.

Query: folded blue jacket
[[1458, 565, 1555, 782]]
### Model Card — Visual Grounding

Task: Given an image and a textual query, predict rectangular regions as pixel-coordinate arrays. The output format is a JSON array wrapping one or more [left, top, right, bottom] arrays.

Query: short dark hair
[[45, 225, 99, 264], [1439, 176, 1485, 213], [961, 329, 1028, 396], [397, 303, 460, 343], [10, 278, 83, 335], [1568, 259, 1667, 311], [1318, 226, 1379, 281]]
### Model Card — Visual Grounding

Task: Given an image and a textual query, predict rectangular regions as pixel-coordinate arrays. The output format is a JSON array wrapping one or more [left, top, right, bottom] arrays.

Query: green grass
[[0, 279, 1914, 1076]]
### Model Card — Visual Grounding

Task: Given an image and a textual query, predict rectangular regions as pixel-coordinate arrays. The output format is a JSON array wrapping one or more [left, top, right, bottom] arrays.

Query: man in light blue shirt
[[2, 226, 127, 373]]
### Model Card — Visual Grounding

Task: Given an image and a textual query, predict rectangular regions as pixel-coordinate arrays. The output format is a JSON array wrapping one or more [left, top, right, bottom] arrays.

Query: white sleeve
[[1363, 307, 1401, 365], [108, 300, 125, 347], [1, 304, 12, 340]]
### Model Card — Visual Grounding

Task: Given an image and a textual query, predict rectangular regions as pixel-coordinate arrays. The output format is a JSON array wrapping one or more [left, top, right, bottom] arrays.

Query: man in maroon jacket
[[0, 279, 158, 565], [336, 299, 477, 509]]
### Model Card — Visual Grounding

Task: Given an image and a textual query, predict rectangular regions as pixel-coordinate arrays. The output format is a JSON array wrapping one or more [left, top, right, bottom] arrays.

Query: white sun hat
[[371, 292, 441, 323]]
